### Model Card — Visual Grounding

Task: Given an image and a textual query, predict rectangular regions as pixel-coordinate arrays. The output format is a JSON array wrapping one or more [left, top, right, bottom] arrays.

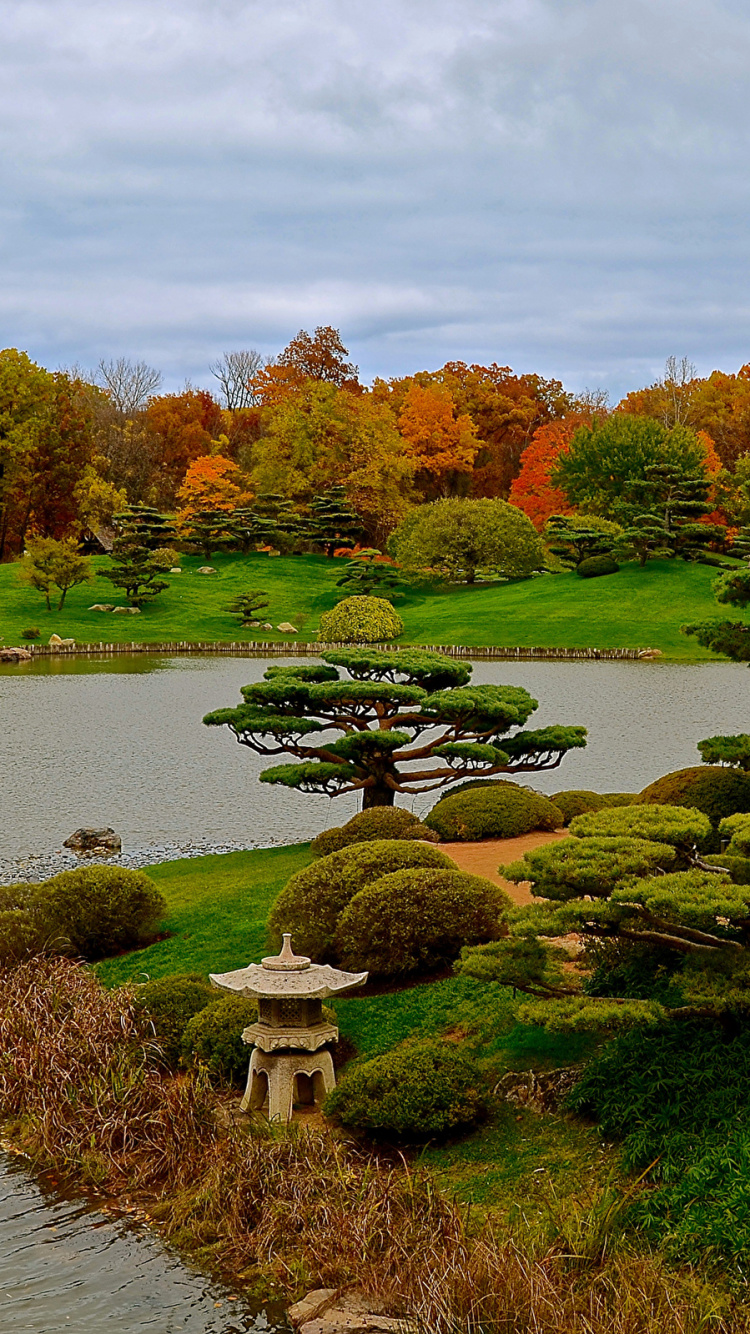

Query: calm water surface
[[2, 654, 750, 858], [0, 1153, 283, 1334]]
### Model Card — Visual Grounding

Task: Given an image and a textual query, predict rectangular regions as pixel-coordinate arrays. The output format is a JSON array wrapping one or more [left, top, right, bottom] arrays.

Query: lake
[[1, 653, 749, 859]]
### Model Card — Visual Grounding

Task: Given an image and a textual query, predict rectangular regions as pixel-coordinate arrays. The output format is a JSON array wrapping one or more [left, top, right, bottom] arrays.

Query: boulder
[[63, 827, 122, 855], [0, 647, 32, 662], [48, 634, 63, 647], [112, 606, 141, 614], [277, 622, 298, 633], [637, 648, 663, 659], [60, 638, 76, 648], [170, 567, 182, 573], [288, 1290, 404, 1334], [197, 566, 216, 574], [89, 604, 115, 612], [261, 622, 273, 630]]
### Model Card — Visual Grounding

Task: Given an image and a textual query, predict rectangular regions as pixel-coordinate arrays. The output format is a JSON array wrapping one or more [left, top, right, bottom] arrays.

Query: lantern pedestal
[[241, 1047, 336, 1120]]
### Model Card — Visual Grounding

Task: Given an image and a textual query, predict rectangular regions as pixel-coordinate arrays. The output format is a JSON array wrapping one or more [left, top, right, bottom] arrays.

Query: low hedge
[[311, 807, 439, 858], [318, 596, 404, 644], [576, 555, 619, 578], [134, 974, 215, 1068], [181, 994, 259, 1084], [0, 866, 165, 962], [335, 867, 508, 978], [324, 1037, 486, 1139], [639, 766, 750, 838], [425, 781, 563, 842], [268, 839, 452, 961], [551, 790, 637, 824]]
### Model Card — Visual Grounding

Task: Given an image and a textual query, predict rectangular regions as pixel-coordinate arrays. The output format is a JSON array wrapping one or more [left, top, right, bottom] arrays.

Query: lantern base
[[240, 1047, 336, 1122]]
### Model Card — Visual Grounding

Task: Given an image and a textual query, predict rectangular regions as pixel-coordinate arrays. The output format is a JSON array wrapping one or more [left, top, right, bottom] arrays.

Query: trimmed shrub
[[639, 766, 750, 834], [576, 555, 619, 578], [20, 627, 41, 640], [32, 865, 166, 960], [311, 807, 439, 858], [324, 1037, 486, 1139], [703, 854, 750, 884], [425, 781, 563, 842], [0, 908, 45, 962], [268, 839, 451, 961], [134, 974, 215, 1068], [551, 790, 637, 824], [318, 596, 403, 644], [181, 994, 258, 1084], [335, 868, 509, 977], [570, 803, 712, 849], [719, 811, 750, 855]]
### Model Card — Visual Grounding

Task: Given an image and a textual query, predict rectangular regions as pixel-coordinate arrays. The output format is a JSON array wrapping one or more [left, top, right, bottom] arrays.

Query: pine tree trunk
[[362, 783, 396, 809]]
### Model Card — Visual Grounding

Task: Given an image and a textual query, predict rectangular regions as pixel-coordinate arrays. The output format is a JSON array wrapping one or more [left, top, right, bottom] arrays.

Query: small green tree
[[180, 508, 237, 561], [231, 493, 303, 554], [204, 648, 586, 809], [308, 485, 365, 556], [614, 513, 674, 566], [226, 590, 270, 627], [390, 498, 543, 585], [697, 735, 750, 772], [334, 549, 404, 602], [22, 537, 92, 611], [684, 557, 750, 662], [544, 514, 621, 569], [457, 804, 749, 1031]]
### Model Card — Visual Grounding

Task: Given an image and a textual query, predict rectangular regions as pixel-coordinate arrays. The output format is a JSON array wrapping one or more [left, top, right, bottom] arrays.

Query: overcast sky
[[1, 0, 749, 400]]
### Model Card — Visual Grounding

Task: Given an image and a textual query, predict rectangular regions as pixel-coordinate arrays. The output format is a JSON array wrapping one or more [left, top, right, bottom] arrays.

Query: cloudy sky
[[1, 0, 749, 398]]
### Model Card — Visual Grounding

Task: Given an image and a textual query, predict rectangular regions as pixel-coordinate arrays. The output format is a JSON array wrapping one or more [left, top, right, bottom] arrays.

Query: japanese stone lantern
[[209, 934, 367, 1123]]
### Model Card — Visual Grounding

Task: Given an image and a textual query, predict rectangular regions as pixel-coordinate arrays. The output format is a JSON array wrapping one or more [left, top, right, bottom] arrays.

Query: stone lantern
[[209, 934, 367, 1122]]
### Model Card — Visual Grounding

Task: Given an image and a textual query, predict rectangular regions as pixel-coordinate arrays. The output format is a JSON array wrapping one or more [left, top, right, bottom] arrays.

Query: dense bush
[[576, 555, 620, 578], [311, 806, 439, 858], [268, 839, 451, 961], [335, 867, 508, 978], [639, 765, 750, 836], [568, 1022, 750, 1269], [318, 596, 404, 644], [704, 852, 750, 883], [425, 781, 563, 842], [324, 1037, 486, 1139], [181, 994, 258, 1083], [0, 866, 165, 962], [134, 974, 215, 1068], [550, 790, 636, 824], [719, 811, 750, 855]]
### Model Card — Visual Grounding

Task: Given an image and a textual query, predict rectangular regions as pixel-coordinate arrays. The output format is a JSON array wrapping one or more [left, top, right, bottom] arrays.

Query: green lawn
[[98, 845, 601, 1218], [0, 551, 742, 659]]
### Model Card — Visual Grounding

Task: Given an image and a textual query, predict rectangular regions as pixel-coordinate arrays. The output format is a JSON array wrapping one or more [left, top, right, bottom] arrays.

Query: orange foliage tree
[[145, 390, 225, 504], [508, 421, 580, 530], [252, 327, 360, 407], [397, 382, 479, 498], [176, 455, 251, 523]]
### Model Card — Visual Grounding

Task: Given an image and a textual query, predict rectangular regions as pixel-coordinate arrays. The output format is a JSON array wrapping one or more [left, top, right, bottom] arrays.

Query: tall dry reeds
[[0, 956, 746, 1333]]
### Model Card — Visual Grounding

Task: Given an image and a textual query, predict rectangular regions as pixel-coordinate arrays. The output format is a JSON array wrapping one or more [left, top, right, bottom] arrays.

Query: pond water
[[2, 654, 750, 859], [0, 1152, 284, 1334]]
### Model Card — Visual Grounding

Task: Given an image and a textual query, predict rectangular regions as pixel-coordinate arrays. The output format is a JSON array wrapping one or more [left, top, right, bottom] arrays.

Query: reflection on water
[[1, 654, 749, 858], [0, 1153, 283, 1334]]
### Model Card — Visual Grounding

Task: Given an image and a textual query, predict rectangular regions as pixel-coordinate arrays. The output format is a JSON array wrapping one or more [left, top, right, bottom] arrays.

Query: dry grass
[[0, 956, 747, 1333]]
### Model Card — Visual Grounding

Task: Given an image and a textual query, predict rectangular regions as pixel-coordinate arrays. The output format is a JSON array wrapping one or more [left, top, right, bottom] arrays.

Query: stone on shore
[[288, 1289, 405, 1334], [49, 634, 63, 646], [0, 647, 32, 662], [63, 827, 122, 855]]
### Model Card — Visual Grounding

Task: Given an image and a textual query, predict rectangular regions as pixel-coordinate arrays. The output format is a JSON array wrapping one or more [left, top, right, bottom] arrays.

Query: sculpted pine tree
[[203, 649, 586, 809]]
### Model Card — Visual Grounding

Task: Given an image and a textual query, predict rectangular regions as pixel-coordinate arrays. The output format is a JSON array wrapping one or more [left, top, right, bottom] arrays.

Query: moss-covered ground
[[0, 550, 742, 660], [98, 844, 605, 1223]]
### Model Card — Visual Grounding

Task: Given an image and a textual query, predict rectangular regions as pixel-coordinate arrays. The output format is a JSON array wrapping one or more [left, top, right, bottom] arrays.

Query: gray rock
[[63, 827, 122, 855], [89, 604, 115, 612], [48, 634, 63, 646], [0, 647, 32, 662], [197, 566, 216, 574], [289, 1290, 405, 1334], [277, 622, 298, 633], [112, 606, 141, 614], [169, 567, 182, 573], [60, 638, 76, 648]]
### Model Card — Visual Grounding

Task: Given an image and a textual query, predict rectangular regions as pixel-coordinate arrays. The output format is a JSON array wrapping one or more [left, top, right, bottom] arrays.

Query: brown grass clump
[[0, 956, 748, 1333]]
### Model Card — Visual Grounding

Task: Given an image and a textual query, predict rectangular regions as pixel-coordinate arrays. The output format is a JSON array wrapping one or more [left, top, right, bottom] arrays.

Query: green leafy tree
[[390, 497, 543, 585], [697, 735, 750, 772], [226, 590, 270, 627], [684, 559, 750, 662], [204, 648, 586, 810], [553, 416, 714, 517], [21, 537, 92, 611], [458, 804, 750, 1031], [181, 507, 236, 561], [614, 513, 674, 567], [112, 504, 176, 549], [615, 464, 724, 564], [334, 549, 404, 602], [231, 493, 303, 554]]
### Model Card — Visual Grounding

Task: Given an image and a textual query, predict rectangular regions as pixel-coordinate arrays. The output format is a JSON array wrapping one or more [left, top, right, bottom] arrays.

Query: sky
[[1, 0, 750, 401]]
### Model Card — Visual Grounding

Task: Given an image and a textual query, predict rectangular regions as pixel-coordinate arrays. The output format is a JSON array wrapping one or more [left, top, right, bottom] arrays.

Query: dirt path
[[440, 829, 569, 905]]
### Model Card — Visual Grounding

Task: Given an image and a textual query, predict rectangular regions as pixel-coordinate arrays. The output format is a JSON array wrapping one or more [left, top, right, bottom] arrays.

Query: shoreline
[[17, 639, 656, 660]]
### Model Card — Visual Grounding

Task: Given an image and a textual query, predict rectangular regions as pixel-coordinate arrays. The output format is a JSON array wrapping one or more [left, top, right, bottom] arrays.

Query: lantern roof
[[209, 934, 368, 1000]]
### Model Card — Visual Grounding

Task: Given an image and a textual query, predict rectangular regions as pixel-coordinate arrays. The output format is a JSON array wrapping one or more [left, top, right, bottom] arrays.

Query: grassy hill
[[0, 550, 739, 660]]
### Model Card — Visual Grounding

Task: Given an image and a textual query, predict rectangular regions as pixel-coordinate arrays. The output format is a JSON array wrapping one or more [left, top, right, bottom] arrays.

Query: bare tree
[[660, 355, 698, 427], [210, 349, 264, 409], [97, 358, 163, 416]]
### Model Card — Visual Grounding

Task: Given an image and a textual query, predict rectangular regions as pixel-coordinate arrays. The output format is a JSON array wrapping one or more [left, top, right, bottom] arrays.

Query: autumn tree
[[252, 327, 359, 405], [176, 455, 250, 522], [144, 389, 226, 505], [204, 649, 586, 809], [390, 498, 543, 584], [396, 382, 479, 498], [21, 537, 93, 611], [508, 420, 580, 529]]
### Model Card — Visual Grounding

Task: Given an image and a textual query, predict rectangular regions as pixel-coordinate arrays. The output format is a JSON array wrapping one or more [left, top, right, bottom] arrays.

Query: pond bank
[[22, 640, 651, 659]]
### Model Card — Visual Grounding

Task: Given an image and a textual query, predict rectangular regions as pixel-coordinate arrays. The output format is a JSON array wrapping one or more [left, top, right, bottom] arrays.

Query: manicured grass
[[0, 550, 743, 659]]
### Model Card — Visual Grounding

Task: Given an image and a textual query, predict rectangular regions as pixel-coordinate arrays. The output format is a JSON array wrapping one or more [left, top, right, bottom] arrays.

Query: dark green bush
[[576, 555, 619, 578], [324, 1037, 486, 1139], [335, 868, 508, 978], [0, 908, 45, 961], [551, 790, 637, 824], [181, 994, 258, 1084], [311, 806, 439, 858], [20, 627, 41, 640], [34, 865, 166, 960], [425, 781, 563, 842], [639, 766, 750, 839], [134, 974, 215, 1068], [268, 839, 451, 961]]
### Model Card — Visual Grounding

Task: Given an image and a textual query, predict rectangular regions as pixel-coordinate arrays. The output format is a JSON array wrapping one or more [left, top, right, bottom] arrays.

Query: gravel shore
[[0, 839, 276, 886]]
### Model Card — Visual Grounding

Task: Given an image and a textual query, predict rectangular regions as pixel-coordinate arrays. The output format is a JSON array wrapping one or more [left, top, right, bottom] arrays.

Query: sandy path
[[440, 829, 569, 905]]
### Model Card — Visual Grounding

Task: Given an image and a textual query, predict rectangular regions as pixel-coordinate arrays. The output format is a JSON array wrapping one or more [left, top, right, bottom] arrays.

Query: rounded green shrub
[[639, 766, 750, 831], [576, 555, 619, 578], [318, 596, 404, 644], [704, 853, 750, 885], [570, 803, 712, 849], [719, 812, 750, 856], [0, 908, 45, 962], [335, 868, 509, 977], [311, 807, 439, 858], [181, 994, 258, 1083], [34, 865, 166, 960], [20, 627, 41, 640], [134, 974, 215, 1068], [551, 790, 636, 824], [424, 781, 564, 842], [268, 839, 452, 961], [324, 1037, 486, 1139]]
